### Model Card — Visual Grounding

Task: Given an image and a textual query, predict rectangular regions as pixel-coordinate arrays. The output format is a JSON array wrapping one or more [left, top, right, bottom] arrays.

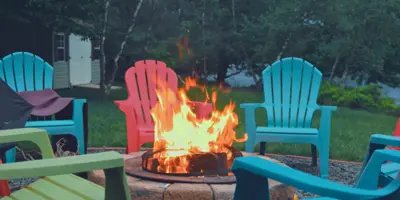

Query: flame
[[176, 33, 192, 60], [150, 77, 247, 174]]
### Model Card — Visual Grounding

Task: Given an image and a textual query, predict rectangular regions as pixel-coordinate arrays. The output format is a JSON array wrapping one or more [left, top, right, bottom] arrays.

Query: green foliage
[[318, 81, 399, 115]]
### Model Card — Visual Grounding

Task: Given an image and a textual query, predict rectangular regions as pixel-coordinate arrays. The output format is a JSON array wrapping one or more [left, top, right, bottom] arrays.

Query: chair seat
[[1, 174, 104, 200], [381, 162, 400, 179], [26, 120, 75, 127], [256, 127, 319, 135]]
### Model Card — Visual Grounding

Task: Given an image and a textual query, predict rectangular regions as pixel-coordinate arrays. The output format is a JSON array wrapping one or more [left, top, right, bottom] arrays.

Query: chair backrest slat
[[0, 52, 53, 92], [125, 60, 178, 126], [263, 57, 322, 128]]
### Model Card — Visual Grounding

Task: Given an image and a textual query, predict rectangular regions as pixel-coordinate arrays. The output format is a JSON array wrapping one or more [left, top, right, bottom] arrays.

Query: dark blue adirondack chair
[[0, 52, 87, 162], [240, 57, 337, 179], [232, 134, 400, 200]]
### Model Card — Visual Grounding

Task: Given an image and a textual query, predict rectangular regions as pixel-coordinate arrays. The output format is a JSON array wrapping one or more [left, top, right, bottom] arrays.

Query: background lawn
[[56, 85, 398, 162]]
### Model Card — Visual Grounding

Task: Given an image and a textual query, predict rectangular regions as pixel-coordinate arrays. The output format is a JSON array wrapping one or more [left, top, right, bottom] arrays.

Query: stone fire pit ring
[[88, 151, 296, 200]]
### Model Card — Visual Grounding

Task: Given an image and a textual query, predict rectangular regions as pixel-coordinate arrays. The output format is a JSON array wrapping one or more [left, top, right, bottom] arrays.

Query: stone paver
[[163, 183, 213, 200], [210, 184, 236, 200], [88, 151, 295, 200]]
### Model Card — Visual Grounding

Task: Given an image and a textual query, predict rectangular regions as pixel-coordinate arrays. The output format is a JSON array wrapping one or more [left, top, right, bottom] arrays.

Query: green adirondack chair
[[240, 57, 337, 179], [232, 134, 400, 200], [0, 128, 130, 200]]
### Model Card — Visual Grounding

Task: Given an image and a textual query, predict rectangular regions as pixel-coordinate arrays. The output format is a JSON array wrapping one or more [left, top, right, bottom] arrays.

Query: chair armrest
[[0, 128, 54, 159], [239, 103, 265, 136], [114, 100, 135, 113], [0, 151, 123, 179], [318, 105, 338, 112], [72, 98, 87, 121], [370, 134, 400, 147], [232, 156, 400, 199], [240, 103, 265, 110], [318, 106, 337, 133], [0, 151, 130, 200]]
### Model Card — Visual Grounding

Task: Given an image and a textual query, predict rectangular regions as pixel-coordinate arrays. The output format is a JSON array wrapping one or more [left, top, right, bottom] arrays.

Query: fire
[[150, 77, 247, 174]]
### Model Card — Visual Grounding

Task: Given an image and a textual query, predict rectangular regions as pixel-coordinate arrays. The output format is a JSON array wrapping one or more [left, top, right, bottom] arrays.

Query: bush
[[318, 81, 400, 115]]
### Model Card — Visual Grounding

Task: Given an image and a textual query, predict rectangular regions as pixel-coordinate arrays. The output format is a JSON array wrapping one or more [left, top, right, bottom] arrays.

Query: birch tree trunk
[[104, 0, 145, 95], [99, 0, 110, 98], [328, 55, 340, 82], [340, 65, 348, 89]]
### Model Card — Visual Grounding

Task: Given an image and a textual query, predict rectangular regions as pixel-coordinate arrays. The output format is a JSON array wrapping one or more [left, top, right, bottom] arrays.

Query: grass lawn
[[56, 85, 398, 162]]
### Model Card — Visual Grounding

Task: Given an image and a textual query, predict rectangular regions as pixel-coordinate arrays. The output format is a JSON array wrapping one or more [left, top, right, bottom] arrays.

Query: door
[[69, 34, 92, 86]]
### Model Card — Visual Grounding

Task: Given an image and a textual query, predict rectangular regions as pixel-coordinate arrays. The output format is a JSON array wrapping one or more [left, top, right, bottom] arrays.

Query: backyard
[[57, 84, 398, 162]]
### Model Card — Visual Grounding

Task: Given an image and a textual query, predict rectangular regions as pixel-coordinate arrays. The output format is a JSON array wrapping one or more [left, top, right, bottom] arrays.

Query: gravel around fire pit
[[8, 149, 362, 199]]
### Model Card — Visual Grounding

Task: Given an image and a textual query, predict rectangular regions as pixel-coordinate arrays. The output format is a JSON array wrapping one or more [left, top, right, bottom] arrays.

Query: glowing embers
[[141, 147, 242, 177]]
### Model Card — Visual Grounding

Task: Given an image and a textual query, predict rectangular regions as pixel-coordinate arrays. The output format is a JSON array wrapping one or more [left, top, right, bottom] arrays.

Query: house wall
[[91, 60, 100, 84]]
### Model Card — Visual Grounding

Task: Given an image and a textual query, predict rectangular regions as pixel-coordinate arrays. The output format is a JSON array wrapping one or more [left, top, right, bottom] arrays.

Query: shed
[[0, 21, 100, 89]]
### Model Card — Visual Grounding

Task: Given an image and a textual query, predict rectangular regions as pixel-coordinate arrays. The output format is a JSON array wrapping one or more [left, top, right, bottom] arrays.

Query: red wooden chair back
[[0, 160, 10, 197], [124, 60, 178, 127]]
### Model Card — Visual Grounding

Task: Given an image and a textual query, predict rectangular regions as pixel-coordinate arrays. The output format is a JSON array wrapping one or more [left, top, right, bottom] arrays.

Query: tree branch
[[105, 0, 145, 93], [225, 70, 243, 79]]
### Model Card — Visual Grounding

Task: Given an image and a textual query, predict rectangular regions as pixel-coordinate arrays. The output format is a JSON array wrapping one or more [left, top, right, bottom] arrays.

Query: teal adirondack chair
[[240, 57, 337, 179], [358, 134, 400, 188], [232, 134, 400, 200], [0, 128, 130, 200], [0, 52, 87, 163]]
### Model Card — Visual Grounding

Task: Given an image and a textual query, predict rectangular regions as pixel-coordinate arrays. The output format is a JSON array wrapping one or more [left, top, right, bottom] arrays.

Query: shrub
[[318, 81, 399, 115]]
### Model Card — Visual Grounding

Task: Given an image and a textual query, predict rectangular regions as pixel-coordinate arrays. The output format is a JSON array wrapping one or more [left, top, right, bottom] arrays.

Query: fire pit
[[125, 147, 242, 184], [89, 151, 296, 200]]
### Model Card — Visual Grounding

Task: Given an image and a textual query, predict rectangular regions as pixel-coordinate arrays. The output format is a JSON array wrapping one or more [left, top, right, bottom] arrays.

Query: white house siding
[[53, 61, 70, 89], [91, 60, 100, 84]]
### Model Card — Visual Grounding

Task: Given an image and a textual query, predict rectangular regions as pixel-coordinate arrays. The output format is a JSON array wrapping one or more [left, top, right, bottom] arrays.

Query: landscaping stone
[[210, 184, 236, 200], [88, 151, 295, 200], [163, 183, 213, 200]]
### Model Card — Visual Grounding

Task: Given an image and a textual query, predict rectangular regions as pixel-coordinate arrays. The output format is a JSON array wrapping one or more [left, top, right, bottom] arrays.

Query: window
[[92, 38, 101, 60], [54, 33, 66, 62]]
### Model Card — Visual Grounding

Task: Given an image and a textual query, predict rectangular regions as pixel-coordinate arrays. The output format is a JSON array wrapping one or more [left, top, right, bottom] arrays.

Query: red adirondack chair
[[388, 118, 400, 151], [115, 60, 213, 153], [0, 160, 10, 197]]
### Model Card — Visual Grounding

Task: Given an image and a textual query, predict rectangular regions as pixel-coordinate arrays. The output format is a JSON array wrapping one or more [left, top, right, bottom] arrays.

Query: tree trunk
[[216, 51, 230, 84], [99, 0, 110, 98], [276, 32, 292, 61], [143, 0, 157, 56], [201, 5, 208, 83], [104, 0, 145, 95], [340, 65, 348, 89], [328, 55, 340, 82]]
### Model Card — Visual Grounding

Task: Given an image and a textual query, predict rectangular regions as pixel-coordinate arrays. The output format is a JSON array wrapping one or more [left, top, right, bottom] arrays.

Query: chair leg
[[5, 148, 16, 163], [259, 142, 266, 155], [245, 139, 255, 153], [311, 144, 317, 166], [0, 160, 11, 197], [319, 146, 330, 179], [77, 137, 85, 156]]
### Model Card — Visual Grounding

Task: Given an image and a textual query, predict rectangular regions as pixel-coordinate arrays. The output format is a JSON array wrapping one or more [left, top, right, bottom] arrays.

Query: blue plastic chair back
[[0, 52, 53, 92], [262, 57, 322, 128]]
